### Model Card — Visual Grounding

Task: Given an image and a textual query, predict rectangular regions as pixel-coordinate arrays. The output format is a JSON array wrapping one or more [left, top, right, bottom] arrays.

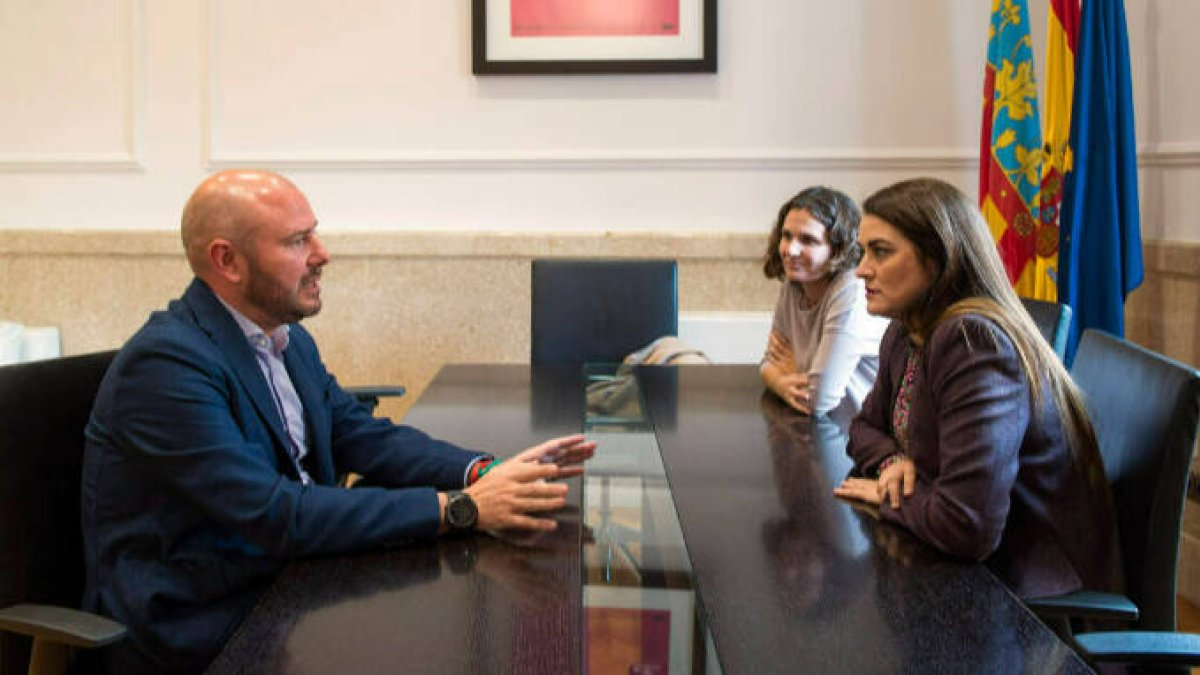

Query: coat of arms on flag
[[980, 0, 1049, 299]]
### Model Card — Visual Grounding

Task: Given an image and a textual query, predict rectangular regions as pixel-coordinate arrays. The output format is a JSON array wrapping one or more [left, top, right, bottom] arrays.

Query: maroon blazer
[[848, 314, 1122, 598]]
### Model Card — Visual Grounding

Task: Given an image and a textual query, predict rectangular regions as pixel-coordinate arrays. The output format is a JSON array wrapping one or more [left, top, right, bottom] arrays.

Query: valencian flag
[[1034, 0, 1080, 302], [1058, 0, 1143, 362], [980, 0, 1045, 296]]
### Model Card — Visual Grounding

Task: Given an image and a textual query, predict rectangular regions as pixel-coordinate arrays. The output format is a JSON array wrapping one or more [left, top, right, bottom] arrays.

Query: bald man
[[81, 171, 594, 673]]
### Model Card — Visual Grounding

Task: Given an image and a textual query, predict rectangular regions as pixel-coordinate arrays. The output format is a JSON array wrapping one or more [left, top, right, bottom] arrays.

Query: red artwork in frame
[[510, 0, 680, 38], [473, 0, 716, 75]]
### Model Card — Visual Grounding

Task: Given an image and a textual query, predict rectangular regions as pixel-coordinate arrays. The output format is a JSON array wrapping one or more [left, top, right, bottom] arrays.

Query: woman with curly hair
[[760, 186, 888, 417]]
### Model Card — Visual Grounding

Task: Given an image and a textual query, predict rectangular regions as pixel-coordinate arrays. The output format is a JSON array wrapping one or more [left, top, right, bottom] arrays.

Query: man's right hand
[[461, 435, 596, 533]]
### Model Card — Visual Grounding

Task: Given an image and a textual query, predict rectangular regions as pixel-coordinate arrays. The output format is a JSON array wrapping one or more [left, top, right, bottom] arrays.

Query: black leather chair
[[1026, 329, 1200, 671], [0, 351, 125, 675], [531, 259, 678, 366], [1020, 297, 1072, 360]]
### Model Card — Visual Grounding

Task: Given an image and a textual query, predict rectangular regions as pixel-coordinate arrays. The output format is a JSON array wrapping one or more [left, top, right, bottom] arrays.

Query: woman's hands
[[764, 331, 813, 414], [833, 454, 916, 509], [459, 434, 596, 533], [771, 373, 812, 414]]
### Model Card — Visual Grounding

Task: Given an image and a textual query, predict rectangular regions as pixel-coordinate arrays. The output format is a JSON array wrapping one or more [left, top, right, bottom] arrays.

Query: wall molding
[[204, 147, 981, 173], [0, 0, 145, 172], [0, 229, 766, 260], [0, 154, 144, 172], [200, 0, 216, 174], [203, 144, 1200, 174], [1141, 238, 1200, 276], [1139, 142, 1200, 168]]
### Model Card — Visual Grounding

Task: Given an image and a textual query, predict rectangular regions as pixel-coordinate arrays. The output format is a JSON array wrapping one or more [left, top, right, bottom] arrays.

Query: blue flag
[[1058, 0, 1143, 363]]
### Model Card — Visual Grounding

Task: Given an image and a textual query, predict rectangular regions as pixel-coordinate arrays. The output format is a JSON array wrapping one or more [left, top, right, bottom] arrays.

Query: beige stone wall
[[2, 231, 1196, 411], [1126, 240, 1200, 370], [0, 230, 778, 420]]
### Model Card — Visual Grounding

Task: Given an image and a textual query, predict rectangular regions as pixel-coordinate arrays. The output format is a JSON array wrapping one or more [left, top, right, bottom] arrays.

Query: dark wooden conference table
[[207, 364, 1090, 674]]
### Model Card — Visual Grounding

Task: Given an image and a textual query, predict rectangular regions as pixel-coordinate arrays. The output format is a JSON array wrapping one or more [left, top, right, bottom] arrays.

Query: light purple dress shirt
[[218, 299, 313, 485]]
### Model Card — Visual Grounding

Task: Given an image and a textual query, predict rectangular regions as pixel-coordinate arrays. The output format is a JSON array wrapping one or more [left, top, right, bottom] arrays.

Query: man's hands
[[451, 434, 596, 533], [833, 455, 916, 509]]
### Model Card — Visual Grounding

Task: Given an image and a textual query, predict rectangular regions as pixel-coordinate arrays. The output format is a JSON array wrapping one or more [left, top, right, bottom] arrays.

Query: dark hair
[[862, 177, 1104, 487], [762, 186, 862, 280], [860, 178, 1006, 337]]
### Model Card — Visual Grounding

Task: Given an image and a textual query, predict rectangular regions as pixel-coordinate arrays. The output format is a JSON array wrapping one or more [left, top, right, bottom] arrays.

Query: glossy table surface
[[208, 364, 1090, 674], [636, 366, 1089, 674]]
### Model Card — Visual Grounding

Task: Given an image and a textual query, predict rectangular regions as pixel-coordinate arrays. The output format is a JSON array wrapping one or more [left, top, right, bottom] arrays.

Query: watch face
[[447, 492, 478, 531]]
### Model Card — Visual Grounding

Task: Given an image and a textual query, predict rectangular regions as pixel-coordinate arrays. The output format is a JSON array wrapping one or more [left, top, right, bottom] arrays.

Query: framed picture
[[472, 0, 717, 75]]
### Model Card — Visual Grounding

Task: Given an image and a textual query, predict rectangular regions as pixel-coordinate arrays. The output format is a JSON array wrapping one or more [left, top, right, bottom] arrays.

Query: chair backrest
[[0, 351, 116, 669], [1020, 297, 1073, 360], [531, 259, 678, 366], [1070, 330, 1200, 632]]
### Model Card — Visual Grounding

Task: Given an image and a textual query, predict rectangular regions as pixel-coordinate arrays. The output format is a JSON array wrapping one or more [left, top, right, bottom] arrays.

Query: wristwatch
[[444, 490, 478, 533]]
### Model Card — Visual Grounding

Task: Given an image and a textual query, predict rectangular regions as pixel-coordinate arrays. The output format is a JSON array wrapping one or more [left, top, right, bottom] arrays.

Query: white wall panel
[[1127, 1, 1200, 151], [0, 0, 1194, 239], [0, 0, 142, 169], [206, 0, 989, 166]]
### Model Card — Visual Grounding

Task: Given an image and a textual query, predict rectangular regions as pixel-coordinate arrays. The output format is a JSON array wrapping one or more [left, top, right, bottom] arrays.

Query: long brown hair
[[862, 178, 1103, 486]]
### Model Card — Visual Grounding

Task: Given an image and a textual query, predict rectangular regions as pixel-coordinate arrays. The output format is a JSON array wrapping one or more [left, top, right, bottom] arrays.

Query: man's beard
[[244, 257, 322, 326]]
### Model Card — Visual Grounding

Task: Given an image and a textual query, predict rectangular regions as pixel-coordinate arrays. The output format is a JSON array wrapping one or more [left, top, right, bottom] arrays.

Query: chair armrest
[[345, 385, 407, 400], [1025, 589, 1140, 622], [0, 604, 126, 648], [345, 385, 406, 400], [1076, 631, 1200, 667], [345, 385, 407, 411]]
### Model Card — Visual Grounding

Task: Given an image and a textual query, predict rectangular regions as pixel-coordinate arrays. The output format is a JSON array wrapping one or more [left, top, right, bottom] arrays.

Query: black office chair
[[1020, 297, 1073, 360], [0, 351, 126, 675], [1025, 329, 1200, 671], [530, 259, 678, 366]]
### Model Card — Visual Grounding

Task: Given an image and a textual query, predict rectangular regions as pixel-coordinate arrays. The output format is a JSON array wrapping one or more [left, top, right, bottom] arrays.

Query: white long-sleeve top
[[762, 269, 890, 415]]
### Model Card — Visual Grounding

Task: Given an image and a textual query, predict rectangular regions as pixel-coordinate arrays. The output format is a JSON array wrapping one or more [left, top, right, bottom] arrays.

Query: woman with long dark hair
[[833, 177, 1121, 598]]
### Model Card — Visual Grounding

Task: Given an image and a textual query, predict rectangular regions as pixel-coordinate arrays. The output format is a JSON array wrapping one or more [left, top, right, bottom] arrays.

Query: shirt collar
[[216, 296, 290, 355]]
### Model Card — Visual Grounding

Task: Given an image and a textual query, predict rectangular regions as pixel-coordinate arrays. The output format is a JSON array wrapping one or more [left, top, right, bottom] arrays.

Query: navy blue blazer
[[82, 279, 484, 673]]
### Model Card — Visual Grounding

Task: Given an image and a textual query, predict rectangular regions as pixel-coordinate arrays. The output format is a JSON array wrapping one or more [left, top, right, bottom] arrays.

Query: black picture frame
[[472, 0, 717, 75]]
